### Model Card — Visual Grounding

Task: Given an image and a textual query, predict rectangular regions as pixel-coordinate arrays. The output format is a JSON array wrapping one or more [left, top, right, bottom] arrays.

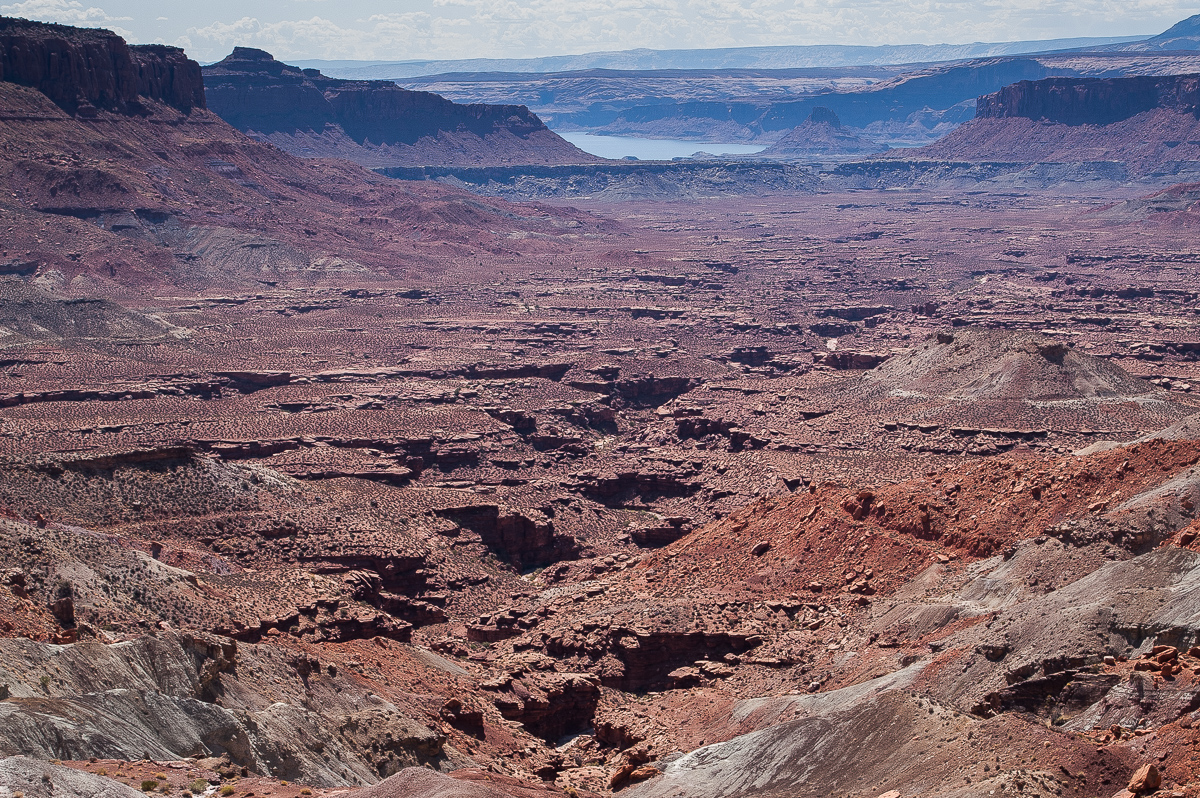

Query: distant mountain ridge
[[293, 36, 1145, 80], [577, 57, 1053, 142], [1106, 13, 1200, 52], [310, 14, 1200, 152]]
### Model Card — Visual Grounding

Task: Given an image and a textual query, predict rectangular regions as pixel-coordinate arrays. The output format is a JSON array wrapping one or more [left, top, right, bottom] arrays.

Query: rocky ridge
[[0, 16, 203, 116], [202, 48, 597, 167], [976, 74, 1200, 125]]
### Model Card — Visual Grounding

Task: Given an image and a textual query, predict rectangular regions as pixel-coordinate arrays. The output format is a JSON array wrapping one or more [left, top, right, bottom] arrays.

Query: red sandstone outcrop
[[0, 16, 204, 116], [976, 75, 1200, 125], [1127, 763, 1162, 794]]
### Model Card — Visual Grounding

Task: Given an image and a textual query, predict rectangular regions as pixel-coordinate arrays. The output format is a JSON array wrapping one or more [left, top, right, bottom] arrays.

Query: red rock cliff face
[[976, 74, 1200, 125], [0, 16, 204, 116], [203, 48, 547, 146]]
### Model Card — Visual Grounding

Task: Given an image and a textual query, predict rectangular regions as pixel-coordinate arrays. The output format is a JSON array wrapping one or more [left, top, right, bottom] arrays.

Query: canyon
[[3, 12, 1200, 798], [391, 51, 1200, 149]]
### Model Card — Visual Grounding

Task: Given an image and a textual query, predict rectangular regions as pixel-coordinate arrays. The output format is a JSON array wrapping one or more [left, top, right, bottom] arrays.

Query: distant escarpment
[[574, 57, 1046, 144], [203, 48, 597, 167], [0, 16, 204, 115], [893, 73, 1200, 181], [976, 74, 1200, 125]]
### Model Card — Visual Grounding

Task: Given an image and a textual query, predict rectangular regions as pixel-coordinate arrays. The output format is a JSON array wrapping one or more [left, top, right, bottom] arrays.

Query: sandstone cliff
[[900, 72, 1200, 177], [976, 74, 1200, 125], [202, 48, 596, 167], [0, 16, 204, 116]]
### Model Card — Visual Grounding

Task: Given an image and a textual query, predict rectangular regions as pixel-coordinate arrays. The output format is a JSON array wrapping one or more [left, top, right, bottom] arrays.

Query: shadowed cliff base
[[377, 161, 818, 200]]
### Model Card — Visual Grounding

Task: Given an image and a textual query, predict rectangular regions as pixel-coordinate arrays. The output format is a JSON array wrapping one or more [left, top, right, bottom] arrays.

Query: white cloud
[[1, 0, 133, 36], [183, 11, 489, 61]]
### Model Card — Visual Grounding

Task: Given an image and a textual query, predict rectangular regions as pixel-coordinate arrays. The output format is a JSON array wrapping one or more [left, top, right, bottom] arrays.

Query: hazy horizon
[[0, 0, 1195, 64]]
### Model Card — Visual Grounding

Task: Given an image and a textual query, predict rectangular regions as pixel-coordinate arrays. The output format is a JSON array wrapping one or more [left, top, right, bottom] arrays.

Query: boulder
[[1127, 763, 1161, 794]]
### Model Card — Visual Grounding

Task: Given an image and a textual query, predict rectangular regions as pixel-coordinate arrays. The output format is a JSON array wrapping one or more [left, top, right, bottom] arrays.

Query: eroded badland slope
[[4, 14, 1200, 798]]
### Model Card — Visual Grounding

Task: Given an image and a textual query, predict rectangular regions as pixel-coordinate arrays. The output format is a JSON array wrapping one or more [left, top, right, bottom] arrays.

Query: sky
[[2, 0, 1198, 63]]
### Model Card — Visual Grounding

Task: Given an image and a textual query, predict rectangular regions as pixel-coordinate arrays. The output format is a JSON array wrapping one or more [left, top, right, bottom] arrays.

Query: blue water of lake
[[557, 132, 767, 160]]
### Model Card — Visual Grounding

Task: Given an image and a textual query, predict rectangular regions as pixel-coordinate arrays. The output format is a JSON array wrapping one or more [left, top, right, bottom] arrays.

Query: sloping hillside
[[0, 19, 597, 294]]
